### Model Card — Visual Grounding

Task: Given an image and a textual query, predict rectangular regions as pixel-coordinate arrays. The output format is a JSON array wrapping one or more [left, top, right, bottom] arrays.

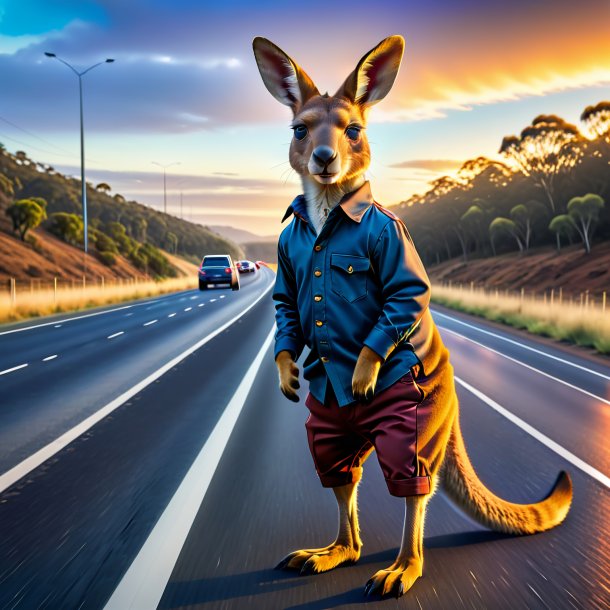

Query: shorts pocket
[[399, 371, 425, 404], [330, 253, 369, 303]]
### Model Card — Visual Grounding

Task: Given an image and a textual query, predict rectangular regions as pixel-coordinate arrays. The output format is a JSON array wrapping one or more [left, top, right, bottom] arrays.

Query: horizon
[[1, 0, 609, 236]]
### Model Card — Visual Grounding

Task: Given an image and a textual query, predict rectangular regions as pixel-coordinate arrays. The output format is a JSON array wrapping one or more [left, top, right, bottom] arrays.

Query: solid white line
[[433, 310, 610, 381], [0, 278, 275, 494], [184, 307, 192, 312], [455, 376, 610, 489], [42, 355, 58, 362], [0, 363, 28, 376], [143, 320, 157, 327], [103, 324, 276, 610], [440, 326, 610, 406], [168, 313, 176, 318], [107, 332, 124, 339]]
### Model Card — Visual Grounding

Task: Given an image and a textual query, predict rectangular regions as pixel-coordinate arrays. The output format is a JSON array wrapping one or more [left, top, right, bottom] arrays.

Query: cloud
[[388, 159, 463, 171]]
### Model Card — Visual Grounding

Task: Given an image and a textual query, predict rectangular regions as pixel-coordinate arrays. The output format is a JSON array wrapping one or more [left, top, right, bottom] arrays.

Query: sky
[[0, 0, 609, 236]]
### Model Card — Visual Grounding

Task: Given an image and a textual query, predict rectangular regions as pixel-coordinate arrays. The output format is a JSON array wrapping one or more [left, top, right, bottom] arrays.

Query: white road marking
[[210, 299, 217, 302], [440, 326, 610, 406], [455, 376, 610, 489], [125, 313, 133, 317], [168, 313, 176, 318], [54, 325, 62, 328], [433, 310, 610, 381], [184, 307, 192, 312], [0, 279, 275, 494], [103, 324, 276, 610], [0, 289, 196, 337], [220, 295, 225, 299], [143, 320, 157, 327], [190, 296, 198, 300], [107, 332, 124, 339], [198, 304, 204, 308], [0, 363, 28, 376], [42, 355, 58, 362]]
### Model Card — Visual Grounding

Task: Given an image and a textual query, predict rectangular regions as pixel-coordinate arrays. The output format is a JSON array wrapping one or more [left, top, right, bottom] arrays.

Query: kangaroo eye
[[293, 125, 308, 141], [346, 126, 361, 141]]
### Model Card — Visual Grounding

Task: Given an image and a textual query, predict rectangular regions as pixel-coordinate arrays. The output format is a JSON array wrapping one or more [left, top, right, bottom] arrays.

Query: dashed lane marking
[[107, 332, 125, 339], [143, 320, 158, 327], [0, 363, 28, 376]]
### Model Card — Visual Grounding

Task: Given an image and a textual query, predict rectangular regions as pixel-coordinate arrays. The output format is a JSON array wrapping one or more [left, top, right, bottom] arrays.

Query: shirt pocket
[[330, 253, 369, 303]]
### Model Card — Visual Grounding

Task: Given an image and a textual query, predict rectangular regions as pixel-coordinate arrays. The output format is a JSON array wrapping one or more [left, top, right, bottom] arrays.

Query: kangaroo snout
[[309, 146, 340, 181]]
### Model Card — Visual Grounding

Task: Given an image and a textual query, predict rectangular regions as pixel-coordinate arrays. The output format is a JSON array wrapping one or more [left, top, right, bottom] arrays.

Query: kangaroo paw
[[364, 559, 422, 598], [275, 544, 360, 574]]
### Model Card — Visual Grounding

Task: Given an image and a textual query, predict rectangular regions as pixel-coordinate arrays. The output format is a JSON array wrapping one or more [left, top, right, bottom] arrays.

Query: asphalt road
[[0, 268, 608, 609]]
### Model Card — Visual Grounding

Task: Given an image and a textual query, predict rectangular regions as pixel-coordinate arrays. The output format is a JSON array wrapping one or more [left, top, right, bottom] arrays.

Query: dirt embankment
[[426, 242, 610, 298]]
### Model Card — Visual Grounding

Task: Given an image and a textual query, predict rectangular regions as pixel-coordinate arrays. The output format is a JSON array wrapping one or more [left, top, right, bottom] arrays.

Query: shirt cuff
[[274, 336, 301, 361], [363, 326, 397, 362]]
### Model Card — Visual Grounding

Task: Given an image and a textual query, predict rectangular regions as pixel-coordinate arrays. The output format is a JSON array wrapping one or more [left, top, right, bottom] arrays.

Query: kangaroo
[[252, 34, 573, 598]]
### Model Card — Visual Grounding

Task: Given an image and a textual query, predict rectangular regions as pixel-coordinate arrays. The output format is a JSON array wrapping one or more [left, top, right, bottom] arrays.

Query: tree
[[50, 212, 83, 245], [581, 101, 610, 142], [5, 198, 47, 241], [165, 231, 178, 254], [0, 173, 14, 197], [509, 200, 547, 251], [460, 204, 485, 256], [96, 182, 112, 193], [500, 115, 584, 213], [566, 193, 605, 253], [548, 215, 576, 251], [489, 217, 524, 253]]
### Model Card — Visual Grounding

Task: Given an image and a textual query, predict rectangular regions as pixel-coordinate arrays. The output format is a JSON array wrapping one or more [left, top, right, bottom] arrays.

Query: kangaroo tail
[[441, 415, 573, 535]]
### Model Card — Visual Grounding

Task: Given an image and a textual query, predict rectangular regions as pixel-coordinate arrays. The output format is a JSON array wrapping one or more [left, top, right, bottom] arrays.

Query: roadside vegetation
[[396, 102, 610, 266], [0, 276, 197, 323], [432, 283, 610, 355], [0, 147, 242, 280]]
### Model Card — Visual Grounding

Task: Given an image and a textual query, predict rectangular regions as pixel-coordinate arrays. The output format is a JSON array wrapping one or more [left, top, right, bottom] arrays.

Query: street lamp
[[44, 52, 114, 254], [152, 161, 181, 214]]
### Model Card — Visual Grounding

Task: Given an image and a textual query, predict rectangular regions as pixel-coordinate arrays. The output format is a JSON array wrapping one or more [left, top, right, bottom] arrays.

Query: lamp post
[[45, 52, 114, 255], [152, 161, 180, 214]]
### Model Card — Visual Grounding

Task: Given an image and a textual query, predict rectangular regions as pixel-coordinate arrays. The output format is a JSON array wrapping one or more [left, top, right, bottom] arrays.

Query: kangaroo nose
[[312, 146, 337, 167]]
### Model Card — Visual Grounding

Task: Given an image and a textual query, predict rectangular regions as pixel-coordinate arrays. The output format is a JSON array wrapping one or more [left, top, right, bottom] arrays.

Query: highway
[[0, 265, 608, 609]]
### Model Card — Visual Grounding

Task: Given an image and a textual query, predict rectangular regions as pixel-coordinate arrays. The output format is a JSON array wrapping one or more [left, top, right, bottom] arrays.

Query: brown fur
[[253, 35, 573, 598]]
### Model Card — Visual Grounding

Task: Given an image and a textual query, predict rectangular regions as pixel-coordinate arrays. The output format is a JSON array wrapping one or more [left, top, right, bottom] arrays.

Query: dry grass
[[432, 283, 610, 355], [0, 277, 198, 324]]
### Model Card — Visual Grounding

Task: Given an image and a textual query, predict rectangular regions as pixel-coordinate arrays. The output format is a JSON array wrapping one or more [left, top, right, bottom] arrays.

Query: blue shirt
[[273, 181, 431, 407]]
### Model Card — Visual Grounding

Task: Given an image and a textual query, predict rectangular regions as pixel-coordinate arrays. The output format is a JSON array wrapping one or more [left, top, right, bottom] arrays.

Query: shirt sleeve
[[363, 219, 430, 361], [273, 237, 306, 361]]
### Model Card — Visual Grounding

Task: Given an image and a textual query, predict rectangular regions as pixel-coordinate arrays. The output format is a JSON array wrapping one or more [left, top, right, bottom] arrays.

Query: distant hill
[[209, 225, 277, 245], [0, 148, 244, 280]]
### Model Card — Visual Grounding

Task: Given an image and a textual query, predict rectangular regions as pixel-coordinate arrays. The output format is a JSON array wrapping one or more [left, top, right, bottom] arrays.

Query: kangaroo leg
[[275, 470, 363, 575], [365, 492, 429, 598]]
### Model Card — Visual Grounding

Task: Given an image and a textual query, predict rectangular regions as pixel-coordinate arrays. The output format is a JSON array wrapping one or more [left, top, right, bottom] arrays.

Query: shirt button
[[314, 245, 322, 251], [314, 295, 322, 302], [321, 357, 329, 363], [315, 320, 324, 327], [314, 269, 322, 277], [347, 265, 354, 274]]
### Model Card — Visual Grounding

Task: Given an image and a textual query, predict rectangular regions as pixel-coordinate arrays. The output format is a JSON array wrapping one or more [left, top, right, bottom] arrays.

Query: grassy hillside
[[0, 147, 243, 280]]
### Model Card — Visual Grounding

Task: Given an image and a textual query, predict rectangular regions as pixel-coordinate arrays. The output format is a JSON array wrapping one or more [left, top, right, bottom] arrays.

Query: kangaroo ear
[[335, 35, 405, 108], [252, 37, 319, 113]]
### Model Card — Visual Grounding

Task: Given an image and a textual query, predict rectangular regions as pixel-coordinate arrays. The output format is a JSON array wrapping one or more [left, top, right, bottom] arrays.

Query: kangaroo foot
[[275, 543, 360, 575], [364, 558, 423, 598]]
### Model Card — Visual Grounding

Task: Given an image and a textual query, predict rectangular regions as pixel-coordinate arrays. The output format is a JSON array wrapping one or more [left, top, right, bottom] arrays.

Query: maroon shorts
[[304, 371, 430, 497]]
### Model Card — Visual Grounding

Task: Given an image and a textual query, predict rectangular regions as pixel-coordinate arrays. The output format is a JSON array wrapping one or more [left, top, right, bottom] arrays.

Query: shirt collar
[[281, 180, 375, 224]]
